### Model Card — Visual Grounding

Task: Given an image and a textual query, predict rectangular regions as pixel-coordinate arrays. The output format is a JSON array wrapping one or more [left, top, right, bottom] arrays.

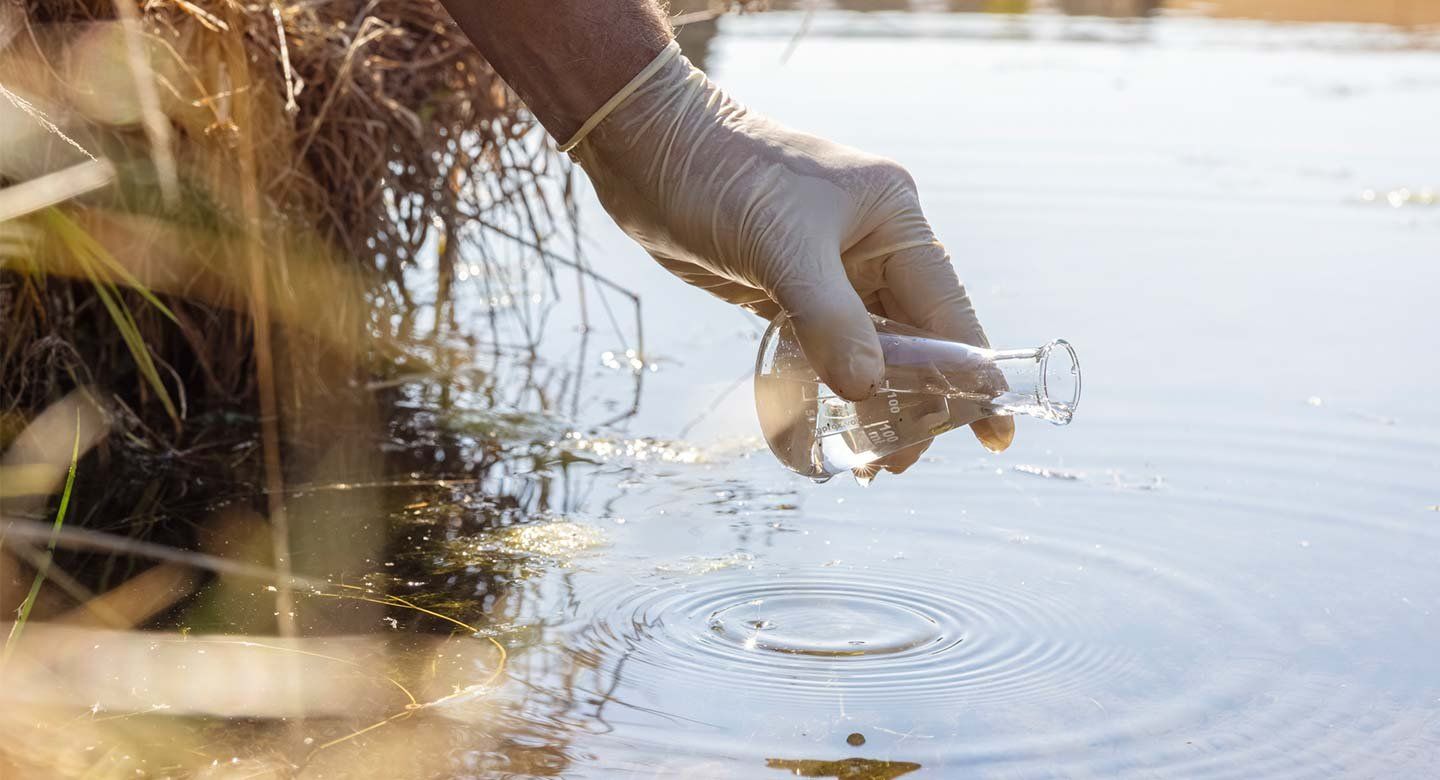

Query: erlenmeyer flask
[[754, 313, 1080, 480]]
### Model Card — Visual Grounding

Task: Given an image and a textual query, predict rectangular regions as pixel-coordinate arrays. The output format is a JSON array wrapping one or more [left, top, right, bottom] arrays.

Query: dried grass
[[1, 0, 571, 450]]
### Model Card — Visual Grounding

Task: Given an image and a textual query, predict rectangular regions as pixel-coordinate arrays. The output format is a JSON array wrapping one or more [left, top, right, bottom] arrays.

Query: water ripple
[[522, 414, 1440, 777], [572, 560, 1157, 711]]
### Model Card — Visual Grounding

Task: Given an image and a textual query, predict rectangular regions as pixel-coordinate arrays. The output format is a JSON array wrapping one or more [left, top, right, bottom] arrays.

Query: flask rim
[[1038, 339, 1082, 423]]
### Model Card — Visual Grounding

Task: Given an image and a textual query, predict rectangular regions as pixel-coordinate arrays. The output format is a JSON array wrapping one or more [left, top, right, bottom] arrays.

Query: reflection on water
[[673, 0, 1440, 73], [1177, 0, 1440, 25], [766, 757, 923, 779], [737, 0, 1439, 24]]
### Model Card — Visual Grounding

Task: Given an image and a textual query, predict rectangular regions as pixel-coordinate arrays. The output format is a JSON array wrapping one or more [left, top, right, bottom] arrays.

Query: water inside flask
[[754, 314, 1080, 481]]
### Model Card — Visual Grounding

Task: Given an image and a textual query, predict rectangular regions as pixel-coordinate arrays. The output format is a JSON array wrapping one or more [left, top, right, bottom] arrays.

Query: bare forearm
[[438, 0, 672, 141]]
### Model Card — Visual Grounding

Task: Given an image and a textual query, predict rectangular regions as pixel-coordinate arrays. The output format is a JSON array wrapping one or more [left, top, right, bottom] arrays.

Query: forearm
[[437, 0, 672, 141]]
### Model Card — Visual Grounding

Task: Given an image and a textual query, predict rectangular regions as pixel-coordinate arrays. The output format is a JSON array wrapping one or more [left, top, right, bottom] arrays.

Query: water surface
[[466, 9, 1440, 777]]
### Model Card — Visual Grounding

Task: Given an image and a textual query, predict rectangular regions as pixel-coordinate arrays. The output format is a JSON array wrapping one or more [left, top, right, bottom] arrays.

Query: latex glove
[[564, 42, 1015, 462]]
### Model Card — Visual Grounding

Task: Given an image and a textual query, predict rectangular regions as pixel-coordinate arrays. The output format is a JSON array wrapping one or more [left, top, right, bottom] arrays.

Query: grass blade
[[39, 208, 181, 422], [2, 408, 83, 666], [42, 207, 178, 324]]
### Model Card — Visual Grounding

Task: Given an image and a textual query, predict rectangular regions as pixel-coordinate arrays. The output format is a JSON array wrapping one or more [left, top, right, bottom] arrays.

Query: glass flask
[[754, 313, 1080, 480]]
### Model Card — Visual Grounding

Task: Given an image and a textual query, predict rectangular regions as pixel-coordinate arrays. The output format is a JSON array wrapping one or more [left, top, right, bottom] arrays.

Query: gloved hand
[[564, 42, 1014, 465]]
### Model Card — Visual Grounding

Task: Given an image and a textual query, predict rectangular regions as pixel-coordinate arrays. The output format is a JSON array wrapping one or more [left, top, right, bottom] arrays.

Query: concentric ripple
[[525, 414, 1440, 778], [575, 565, 1135, 707], [707, 592, 941, 657]]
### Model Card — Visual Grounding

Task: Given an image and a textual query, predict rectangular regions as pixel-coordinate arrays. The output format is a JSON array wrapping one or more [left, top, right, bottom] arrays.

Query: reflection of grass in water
[[293, 584, 509, 757], [766, 757, 923, 780]]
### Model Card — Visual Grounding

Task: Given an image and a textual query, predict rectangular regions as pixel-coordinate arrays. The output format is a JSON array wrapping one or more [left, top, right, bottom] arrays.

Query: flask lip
[[1038, 339, 1081, 424]]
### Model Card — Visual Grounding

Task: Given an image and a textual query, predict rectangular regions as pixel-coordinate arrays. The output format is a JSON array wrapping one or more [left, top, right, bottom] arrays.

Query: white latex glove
[[564, 42, 1015, 460]]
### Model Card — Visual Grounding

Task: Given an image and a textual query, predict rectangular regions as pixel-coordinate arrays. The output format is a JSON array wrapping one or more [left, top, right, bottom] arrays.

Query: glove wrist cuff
[[559, 40, 682, 153]]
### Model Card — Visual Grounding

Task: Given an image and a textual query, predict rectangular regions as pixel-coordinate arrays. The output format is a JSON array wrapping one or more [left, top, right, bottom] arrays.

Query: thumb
[[882, 243, 1016, 453], [771, 258, 884, 403]]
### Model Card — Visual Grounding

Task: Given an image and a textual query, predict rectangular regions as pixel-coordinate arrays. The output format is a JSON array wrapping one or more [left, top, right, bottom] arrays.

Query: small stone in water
[[847, 732, 866, 747]]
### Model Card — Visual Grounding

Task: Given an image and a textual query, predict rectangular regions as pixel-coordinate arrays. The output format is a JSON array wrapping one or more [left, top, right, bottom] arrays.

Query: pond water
[[27, 7, 1439, 779], [464, 10, 1440, 777]]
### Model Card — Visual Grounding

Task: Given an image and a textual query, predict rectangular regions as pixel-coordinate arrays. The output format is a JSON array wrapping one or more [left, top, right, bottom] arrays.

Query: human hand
[[565, 42, 1014, 465]]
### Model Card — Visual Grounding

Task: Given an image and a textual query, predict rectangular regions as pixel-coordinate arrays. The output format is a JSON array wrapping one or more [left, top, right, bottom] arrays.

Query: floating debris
[[1013, 464, 1083, 481], [655, 552, 756, 576], [847, 732, 866, 747]]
